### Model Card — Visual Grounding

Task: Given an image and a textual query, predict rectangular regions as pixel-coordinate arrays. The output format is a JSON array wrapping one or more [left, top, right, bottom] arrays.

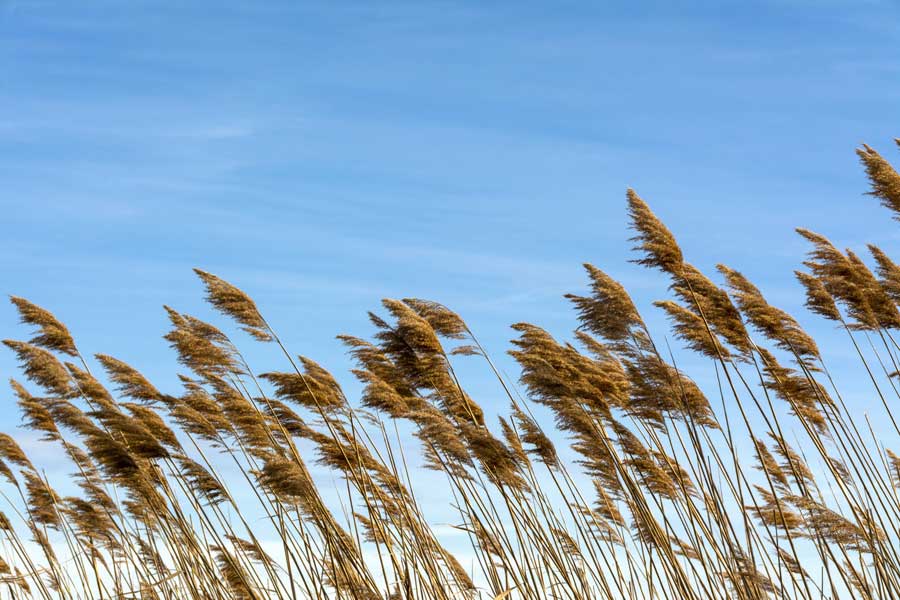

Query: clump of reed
[[3, 139, 900, 599]]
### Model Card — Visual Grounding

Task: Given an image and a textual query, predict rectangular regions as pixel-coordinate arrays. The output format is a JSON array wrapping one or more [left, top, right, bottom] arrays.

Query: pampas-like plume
[[628, 194, 752, 358], [757, 348, 831, 435], [401, 298, 469, 340], [590, 479, 625, 529], [612, 420, 678, 500], [566, 264, 646, 347], [846, 249, 900, 329], [352, 368, 421, 419], [194, 269, 272, 342], [2, 340, 73, 397], [776, 546, 808, 578], [174, 380, 235, 440], [10, 379, 60, 441], [23, 472, 61, 529], [887, 449, 900, 487], [718, 264, 820, 359], [655, 299, 730, 359], [857, 143, 900, 220], [790, 495, 874, 552], [626, 189, 684, 273], [63, 497, 117, 545], [256, 454, 316, 509], [0, 434, 33, 472], [499, 416, 527, 467], [372, 299, 486, 427], [0, 460, 15, 487], [509, 322, 630, 418], [768, 432, 816, 490], [226, 534, 275, 567], [440, 546, 477, 593], [178, 455, 229, 506], [868, 244, 900, 305], [511, 406, 558, 468], [339, 335, 417, 398], [746, 485, 803, 533], [8, 297, 78, 356], [752, 437, 790, 492], [164, 307, 244, 376], [671, 264, 752, 356], [457, 421, 527, 490], [212, 545, 260, 600], [95, 354, 166, 405], [261, 356, 347, 414], [795, 270, 841, 321], [121, 402, 182, 452], [625, 353, 718, 429], [796, 229, 885, 329], [410, 406, 472, 474]]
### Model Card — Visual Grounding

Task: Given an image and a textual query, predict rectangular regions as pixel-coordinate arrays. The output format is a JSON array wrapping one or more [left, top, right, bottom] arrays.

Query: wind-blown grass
[[3, 139, 900, 599]]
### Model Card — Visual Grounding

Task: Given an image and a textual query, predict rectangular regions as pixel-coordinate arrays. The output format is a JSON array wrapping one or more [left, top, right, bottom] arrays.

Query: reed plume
[[1, 137, 900, 599]]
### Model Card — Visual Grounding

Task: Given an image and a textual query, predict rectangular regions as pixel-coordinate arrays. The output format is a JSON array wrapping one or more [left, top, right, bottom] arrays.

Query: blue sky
[[2, 1, 900, 434]]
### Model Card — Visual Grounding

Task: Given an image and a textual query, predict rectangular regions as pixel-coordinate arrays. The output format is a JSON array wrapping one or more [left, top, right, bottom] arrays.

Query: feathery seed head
[[9, 296, 78, 356], [194, 269, 272, 341], [857, 143, 900, 220], [626, 189, 684, 274]]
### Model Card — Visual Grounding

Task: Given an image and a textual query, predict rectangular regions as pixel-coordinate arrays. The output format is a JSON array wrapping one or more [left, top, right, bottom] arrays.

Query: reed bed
[[3, 139, 900, 599]]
